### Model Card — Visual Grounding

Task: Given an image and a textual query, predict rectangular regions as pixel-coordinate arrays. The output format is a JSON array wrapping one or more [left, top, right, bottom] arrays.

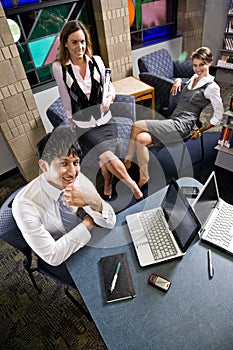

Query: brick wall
[[92, 0, 133, 80], [0, 3, 45, 181], [178, 0, 206, 57]]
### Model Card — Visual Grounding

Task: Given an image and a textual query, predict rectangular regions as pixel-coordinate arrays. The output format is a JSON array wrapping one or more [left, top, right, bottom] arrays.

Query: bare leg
[[101, 164, 113, 196], [135, 131, 153, 188], [99, 152, 143, 200], [124, 121, 149, 170]]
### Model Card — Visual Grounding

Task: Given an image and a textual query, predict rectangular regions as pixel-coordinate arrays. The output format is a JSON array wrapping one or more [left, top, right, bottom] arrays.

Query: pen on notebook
[[109, 262, 121, 294], [208, 249, 214, 278]]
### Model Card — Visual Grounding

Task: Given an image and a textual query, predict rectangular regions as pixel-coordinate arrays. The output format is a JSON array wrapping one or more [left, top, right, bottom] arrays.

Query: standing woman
[[53, 20, 143, 201], [124, 47, 224, 188]]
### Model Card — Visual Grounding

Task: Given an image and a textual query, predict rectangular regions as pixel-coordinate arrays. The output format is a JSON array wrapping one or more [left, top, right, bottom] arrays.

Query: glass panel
[[130, 0, 177, 49], [28, 36, 56, 68], [143, 23, 174, 41], [29, 5, 73, 40], [1, 0, 39, 9], [17, 42, 34, 70], [78, 4, 89, 25], [26, 70, 38, 86], [141, 0, 167, 28], [37, 66, 53, 83]]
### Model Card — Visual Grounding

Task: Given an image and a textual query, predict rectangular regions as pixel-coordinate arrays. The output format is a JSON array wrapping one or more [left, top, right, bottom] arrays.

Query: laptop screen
[[162, 180, 201, 252], [193, 173, 219, 226]]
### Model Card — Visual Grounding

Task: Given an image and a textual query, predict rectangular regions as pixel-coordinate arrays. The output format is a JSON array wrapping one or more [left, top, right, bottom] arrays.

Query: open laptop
[[192, 171, 233, 254], [126, 179, 201, 267]]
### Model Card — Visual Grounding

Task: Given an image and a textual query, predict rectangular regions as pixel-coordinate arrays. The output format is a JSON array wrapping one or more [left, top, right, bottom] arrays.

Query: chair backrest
[[110, 94, 136, 122], [46, 98, 67, 128], [110, 94, 136, 159], [138, 49, 174, 78], [0, 187, 33, 265]]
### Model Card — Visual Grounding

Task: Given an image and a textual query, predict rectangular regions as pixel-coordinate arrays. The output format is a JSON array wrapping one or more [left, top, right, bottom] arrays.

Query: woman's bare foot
[[132, 182, 143, 200]]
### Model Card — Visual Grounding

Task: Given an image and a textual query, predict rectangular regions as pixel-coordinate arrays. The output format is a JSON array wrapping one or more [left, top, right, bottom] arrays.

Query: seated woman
[[52, 20, 143, 202], [124, 47, 224, 189]]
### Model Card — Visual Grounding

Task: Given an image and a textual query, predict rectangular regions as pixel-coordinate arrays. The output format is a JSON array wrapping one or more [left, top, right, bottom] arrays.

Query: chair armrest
[[139, 72, 174, 114], [46, 98, 67, 128], [173, 60, 193, 78]]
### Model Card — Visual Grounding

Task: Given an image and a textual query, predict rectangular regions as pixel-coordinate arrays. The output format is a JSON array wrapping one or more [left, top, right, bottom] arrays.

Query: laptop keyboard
[[206, 203, 233, 249], [139, 210, 177, 260]]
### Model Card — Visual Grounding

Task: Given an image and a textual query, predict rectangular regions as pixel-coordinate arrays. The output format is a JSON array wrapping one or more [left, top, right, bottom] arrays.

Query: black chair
[[0, 188, 92, 321], [138, 48, 193, 117]]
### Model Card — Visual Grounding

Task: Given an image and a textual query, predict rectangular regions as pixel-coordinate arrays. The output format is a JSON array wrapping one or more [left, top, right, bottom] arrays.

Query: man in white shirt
[[12, 126, 116, 279]]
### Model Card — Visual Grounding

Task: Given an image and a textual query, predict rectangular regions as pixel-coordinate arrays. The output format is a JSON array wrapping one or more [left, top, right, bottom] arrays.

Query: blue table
[[66, 178, 233, 350]]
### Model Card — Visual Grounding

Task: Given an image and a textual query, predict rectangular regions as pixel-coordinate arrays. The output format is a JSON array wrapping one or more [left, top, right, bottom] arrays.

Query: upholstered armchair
[[138, 49, 193, 117]]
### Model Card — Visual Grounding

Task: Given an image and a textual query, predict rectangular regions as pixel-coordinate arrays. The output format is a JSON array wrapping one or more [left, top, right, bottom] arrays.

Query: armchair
[[138, 48, 193, 117]]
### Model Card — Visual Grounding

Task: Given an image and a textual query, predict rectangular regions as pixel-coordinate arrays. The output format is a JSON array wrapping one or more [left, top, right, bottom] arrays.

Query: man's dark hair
[[36, 126, 82, 164]]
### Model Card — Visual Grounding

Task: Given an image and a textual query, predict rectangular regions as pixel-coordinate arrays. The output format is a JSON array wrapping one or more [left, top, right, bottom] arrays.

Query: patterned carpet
[[0, 241, 106, 350], [0, 80, 232, 350]]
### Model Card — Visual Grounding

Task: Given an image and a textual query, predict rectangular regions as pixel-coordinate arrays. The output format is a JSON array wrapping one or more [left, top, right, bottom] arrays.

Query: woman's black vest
[[62, 57, 103, 117]]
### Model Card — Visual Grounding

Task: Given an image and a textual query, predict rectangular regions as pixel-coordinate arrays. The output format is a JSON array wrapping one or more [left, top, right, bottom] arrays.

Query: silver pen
[[208, 249, 214, 278], [109, 262, 121, 294]]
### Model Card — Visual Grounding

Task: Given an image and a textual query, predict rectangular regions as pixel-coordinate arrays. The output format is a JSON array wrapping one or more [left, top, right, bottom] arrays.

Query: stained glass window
[[129, 0, 178, 49], [4, 1, 98, 89]]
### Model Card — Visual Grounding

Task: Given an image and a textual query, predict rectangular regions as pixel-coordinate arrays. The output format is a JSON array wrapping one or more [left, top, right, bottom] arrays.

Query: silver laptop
[[126, 179, 201, 267], [192, 171, 233, 254]]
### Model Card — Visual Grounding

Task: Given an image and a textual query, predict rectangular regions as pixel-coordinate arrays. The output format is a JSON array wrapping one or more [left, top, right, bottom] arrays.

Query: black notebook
[[100, 253, 136, 303]]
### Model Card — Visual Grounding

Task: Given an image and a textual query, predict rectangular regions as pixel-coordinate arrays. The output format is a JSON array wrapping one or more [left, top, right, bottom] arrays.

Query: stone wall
[[92, 0, 132, 81], [0, 3, 45, 181], [178, 0, 206, 57]]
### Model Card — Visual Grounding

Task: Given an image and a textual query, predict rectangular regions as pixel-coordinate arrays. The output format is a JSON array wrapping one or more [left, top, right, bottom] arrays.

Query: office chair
[[0, 188, 92, 321]]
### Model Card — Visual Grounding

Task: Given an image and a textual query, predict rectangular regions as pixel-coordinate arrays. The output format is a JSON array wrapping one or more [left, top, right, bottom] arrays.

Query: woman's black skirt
[[78, 122, 118, 156]]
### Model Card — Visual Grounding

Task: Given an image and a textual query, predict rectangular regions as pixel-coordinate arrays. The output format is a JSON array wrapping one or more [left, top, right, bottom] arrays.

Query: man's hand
[[82, 215, 96, 230], [63, 184, 102, 212]]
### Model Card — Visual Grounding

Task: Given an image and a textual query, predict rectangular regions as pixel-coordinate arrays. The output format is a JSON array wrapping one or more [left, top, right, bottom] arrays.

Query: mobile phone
[[180, 186, 199, 198], [148, 274, 171, 292]]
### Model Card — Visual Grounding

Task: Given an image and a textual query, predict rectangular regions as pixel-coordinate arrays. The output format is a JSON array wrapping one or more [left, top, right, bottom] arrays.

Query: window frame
[[130, 0, 178, 50]]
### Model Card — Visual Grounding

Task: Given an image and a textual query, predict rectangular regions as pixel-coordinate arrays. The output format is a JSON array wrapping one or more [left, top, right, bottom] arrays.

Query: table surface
[[112, 76, 154, 96], [66, 178, 233, 350]]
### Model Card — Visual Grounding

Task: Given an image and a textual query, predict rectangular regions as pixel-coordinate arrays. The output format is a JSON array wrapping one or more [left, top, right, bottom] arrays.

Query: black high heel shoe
[[136, 196, 144, 202], [102, 194, 112, 201], [139, 182, 148, 198]]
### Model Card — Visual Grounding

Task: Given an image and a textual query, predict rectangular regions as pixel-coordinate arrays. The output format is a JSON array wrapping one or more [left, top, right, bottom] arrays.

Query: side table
[[112, 76, 155, 115]]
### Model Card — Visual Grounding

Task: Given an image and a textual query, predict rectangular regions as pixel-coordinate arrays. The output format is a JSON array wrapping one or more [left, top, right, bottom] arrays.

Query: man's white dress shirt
[[12, 172, 116, 266]]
